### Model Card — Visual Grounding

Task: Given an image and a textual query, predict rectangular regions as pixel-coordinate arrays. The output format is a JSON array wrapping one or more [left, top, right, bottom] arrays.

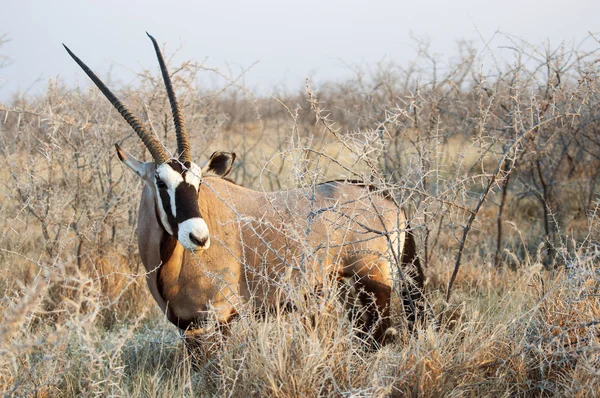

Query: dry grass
[[1, 35, 599, 396]]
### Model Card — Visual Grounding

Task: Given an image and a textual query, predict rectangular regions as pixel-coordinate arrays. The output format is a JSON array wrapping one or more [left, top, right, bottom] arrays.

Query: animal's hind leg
[[341, 256, 393, 345], [399, 228, 426, 330]]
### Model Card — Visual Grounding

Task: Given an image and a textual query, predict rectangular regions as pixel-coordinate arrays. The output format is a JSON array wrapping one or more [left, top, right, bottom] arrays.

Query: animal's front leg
[[182, 318, 234, 361]]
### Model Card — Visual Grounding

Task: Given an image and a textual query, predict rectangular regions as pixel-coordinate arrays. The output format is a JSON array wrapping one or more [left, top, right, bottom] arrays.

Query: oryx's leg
[[182, 309, 239, 360], [399, 229, 426, 330], [341, 256, 394, 346]]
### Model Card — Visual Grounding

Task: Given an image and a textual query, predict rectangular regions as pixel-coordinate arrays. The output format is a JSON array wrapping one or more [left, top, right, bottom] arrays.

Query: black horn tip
[[63, 44, 83, 65], [146, 32, 157, 43], [63, 43, 74, 55]]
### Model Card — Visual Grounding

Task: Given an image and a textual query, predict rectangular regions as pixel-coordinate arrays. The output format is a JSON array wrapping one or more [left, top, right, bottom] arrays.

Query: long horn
[[146, 33, 191, 163], [63, 44, 170, 164]]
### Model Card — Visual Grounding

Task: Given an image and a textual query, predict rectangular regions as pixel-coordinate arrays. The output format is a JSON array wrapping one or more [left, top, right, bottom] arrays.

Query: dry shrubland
[[1, 35, 599, 396]]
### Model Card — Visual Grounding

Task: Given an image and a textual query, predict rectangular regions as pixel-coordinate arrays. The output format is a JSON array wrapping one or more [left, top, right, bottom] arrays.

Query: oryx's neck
[[138, 177, 248, 328], [156, 233, 182, 305]]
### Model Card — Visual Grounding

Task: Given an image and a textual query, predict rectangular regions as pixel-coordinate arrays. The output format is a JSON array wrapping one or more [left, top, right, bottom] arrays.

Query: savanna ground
[[1, 34, 600, 396]]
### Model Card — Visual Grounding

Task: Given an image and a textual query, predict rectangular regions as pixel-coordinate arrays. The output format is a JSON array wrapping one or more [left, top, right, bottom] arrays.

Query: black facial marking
[[158, 188, 177, 234], [174, 183, 202, 222], [169, 160, 184, 172], [155, 177, 167, 189], [155, 160, 204, 235]]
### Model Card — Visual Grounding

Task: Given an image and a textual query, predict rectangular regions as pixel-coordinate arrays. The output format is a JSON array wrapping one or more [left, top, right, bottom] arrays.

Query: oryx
[[64, 34, 424, 345]]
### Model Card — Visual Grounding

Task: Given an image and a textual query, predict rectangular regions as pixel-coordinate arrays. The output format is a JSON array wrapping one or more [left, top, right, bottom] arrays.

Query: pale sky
[[0, 0, 598, 103]]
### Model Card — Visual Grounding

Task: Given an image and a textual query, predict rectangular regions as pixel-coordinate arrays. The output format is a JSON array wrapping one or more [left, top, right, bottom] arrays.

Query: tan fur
[[63, 38, 423, 342], [138, 173, 423, 342]]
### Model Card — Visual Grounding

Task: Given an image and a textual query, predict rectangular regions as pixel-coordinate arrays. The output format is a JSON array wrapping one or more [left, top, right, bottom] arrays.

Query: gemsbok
[[64, 33, 425, 345]]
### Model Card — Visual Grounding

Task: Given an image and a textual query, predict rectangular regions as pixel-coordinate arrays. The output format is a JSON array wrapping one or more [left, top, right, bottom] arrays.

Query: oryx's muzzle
[[178, 217, 210, 251]]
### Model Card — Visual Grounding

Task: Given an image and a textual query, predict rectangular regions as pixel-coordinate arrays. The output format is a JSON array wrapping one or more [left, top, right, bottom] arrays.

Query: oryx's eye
[[155, 178, 167, 189]]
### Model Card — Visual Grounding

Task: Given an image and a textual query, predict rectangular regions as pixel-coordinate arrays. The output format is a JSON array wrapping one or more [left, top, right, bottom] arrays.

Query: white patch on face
[[155, 163, 184, 218], [154, 161, 205, 242], [184, 162, 203, 188], [157, 206, 174, 235], [178, 217, 210, 251]]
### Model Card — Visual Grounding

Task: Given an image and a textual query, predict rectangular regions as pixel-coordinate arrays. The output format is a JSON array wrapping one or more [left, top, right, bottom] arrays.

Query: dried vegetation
[[1, 35, 599, 396]]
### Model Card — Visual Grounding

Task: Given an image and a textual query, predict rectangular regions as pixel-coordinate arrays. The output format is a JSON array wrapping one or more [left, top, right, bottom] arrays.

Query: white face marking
[[153, 161, 208, 251], [178, 217, 210, 251], [157, 207, 174, 235], [184, 162, 203, 188], [155, 164, 184, 218]]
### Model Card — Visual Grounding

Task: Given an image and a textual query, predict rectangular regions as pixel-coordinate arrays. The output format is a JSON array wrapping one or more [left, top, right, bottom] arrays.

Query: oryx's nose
[[189, 232, 208, 248], [178, 217, 210, 251]]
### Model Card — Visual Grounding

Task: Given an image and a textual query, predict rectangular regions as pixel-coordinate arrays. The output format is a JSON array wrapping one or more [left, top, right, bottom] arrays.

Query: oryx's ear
[[202, 151, 236, 177], [115, 144, 154, 180]]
